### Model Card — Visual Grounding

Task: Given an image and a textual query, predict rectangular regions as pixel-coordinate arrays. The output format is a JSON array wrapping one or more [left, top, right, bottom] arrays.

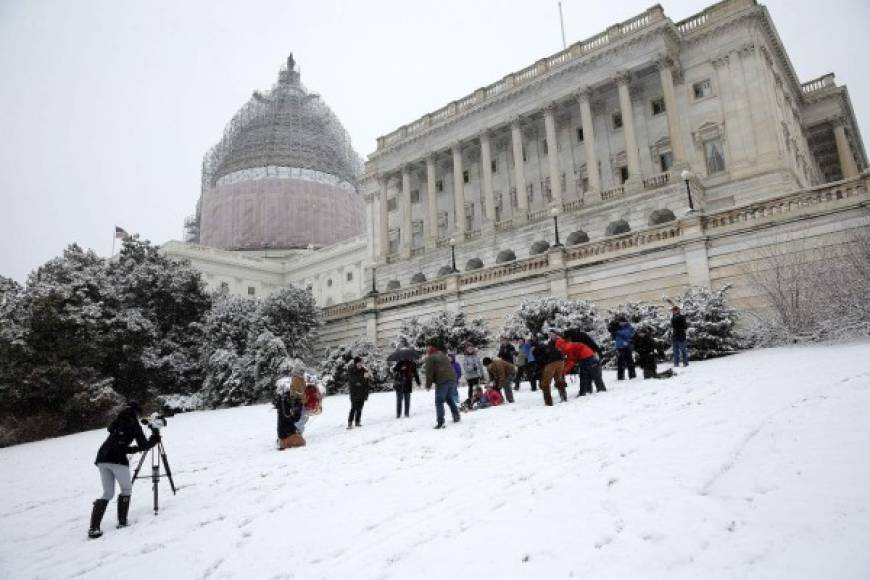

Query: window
[[542, 139, 549, 155], [612, 112, 623, 130], [491, 159, 498, 173], [326, 278, 333, 287], [704, 138, 726, 174], [619, 166, 629, 184], [542, 178, 552, 203], [651, 97, 666, 116], [387, 197, 397, 211], [659, 151, 674, 172], [436, 179, 444, 192], [410, 189, 420, 204], [346, 271, 353, 282], [463, 170, 469, 184], [510, 187, 518, 207], [693, 79, 712, 100], [576, 127, 584, 142], [560, 173, 567, 193], [412, 220, 424, 247], [581, 177, 589, 193], [465, 203, 475, 232], [526, 183, 534, 203], [219, 282, 229, 293], [522, 146, 527, 162], [494, 194, 503, 221], [247, 286, 255, 296], [437, 212, 449, 237]]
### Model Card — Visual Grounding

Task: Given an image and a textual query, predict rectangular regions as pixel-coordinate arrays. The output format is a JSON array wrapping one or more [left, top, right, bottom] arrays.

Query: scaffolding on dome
[[186, 54, 362, 243]]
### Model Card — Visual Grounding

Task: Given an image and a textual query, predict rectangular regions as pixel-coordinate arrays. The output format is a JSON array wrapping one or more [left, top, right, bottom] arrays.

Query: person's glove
[[152, 432, 162, 443]]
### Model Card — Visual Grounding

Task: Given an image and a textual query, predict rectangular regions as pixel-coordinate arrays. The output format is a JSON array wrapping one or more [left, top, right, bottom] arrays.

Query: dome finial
[[287, 53, 295, 72]]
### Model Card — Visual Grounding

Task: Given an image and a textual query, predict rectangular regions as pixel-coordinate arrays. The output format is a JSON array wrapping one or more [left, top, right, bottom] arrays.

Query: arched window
[[606, 220, 631, 236]]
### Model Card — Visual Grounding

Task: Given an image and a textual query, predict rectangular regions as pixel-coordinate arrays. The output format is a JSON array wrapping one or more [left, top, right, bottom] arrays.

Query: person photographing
[[89, 401, 159, 539]]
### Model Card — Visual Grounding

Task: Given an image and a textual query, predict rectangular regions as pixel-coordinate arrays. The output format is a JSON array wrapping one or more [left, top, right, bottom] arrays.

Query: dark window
[[436, 179, 443, 192], [651, 97, 666, 116], [346, 272, 353, 282], [326, 278, 333, 287], [463, 170, 469, 184], [387, 197, 397, 211], [576, 127, 584, 142], [612, 112, 623, 130], [619, 166, 629, 184], [659, 151, 674, 172], [542, 139, 548, 155], [410, 189, 420, 203], [522, 146, 527, 162], [491, 159, 498, 173], [247, 286, 255, 296], [693, 79, 712, 99]]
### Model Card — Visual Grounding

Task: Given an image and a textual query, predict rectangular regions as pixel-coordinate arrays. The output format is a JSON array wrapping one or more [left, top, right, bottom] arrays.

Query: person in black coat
[[89, 401, 158, 539], [347, 357, 371, 429], [671, 305, 689, 367], [275, 386, 305, 449], [497, 337, 517, 364], [393, 359, 420, 419], [634, 326, 658, 379]]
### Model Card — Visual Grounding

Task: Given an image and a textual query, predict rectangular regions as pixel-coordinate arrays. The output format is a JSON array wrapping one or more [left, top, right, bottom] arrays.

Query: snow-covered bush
[[665, 286, 743, 359], [398, 311, 491, 352], [603, 302, 670, 361], [502, 297, 601, 339], [319, 340, 388, 395]]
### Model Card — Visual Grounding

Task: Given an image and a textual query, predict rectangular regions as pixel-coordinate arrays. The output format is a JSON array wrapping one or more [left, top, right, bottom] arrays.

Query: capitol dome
[[194, 54, 365, 251]]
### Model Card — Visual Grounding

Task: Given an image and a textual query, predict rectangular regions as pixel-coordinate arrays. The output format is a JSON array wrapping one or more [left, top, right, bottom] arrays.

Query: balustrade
[[601, 186, 625, 201]]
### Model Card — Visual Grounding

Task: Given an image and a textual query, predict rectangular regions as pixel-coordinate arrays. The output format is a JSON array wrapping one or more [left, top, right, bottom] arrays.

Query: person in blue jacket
[[612, 316, 637, 381]]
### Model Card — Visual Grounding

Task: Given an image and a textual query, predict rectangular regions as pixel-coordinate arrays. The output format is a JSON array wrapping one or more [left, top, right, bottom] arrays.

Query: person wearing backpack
[[347, 357, 371, 429], [392, 359, 420, 419]]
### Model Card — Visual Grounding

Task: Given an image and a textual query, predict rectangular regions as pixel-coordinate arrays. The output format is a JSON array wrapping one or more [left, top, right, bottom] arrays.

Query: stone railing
[[374, 5, 667, 153], [527, 208, 550, 223], [564, 223, 683, 262], [562, 199, 584, 213], [643, 171, 671, 190], [435, 237, 453, 248], [464, 229, 483, 241], [410, 247, 425, 257], [494, 219, 514, 232], [322, 297, 368, 320], [375, 279, 447, 307], [459, 254, 550, 288], [703, 175, 867, 230], [677, 0, 754, 34], [386, 253, 400, 264], [800, 73, 836, 95], [601, 186, 625, 201]]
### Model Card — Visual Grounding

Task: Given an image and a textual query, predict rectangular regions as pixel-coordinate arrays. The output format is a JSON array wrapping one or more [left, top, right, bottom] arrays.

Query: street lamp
[[448, 238, 457, 272], [550, 206, 563, 247], [368, 263, 379, 296], [680, 169, 695, 211]]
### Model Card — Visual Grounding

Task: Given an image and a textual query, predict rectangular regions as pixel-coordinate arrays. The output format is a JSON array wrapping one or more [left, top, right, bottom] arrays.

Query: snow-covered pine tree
[[664, 285, 743, 359], [259, 287, 320, 359], [503, 297, 602, 339], [398, 311, 491, 352], [603, 302, 670, 361], [319, 340, 388, 395]]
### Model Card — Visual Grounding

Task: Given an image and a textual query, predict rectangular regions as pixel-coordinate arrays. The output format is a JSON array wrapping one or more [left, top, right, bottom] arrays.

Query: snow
[[2, 341, 870, 579]]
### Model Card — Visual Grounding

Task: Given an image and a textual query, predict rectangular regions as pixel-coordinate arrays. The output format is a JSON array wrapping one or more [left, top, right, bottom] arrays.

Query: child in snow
[[275, 377, 306, 450]]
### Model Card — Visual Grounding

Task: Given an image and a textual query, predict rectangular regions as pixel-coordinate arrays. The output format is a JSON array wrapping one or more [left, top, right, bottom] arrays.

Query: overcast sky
[[1, 0, 867, 282]]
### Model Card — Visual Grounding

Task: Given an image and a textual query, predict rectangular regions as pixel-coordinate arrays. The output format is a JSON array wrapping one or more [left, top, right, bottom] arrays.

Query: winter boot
[[117, 495, 131, 528], [347, 422, 353, 430], [88, 499, 109, 539], [434, 419, 445, 429]]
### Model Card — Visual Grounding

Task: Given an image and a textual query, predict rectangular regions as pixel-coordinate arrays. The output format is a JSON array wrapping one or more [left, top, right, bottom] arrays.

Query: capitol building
[[163, 0, 868, 352]]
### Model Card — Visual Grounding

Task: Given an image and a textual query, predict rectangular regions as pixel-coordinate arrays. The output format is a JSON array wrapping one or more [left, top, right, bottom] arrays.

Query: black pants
[[526, 364, 538, 391], [617, 348, 636, 380], [395, 391, 410, 417], [466, 377, 481, 401], [348, 400, 365, 425]]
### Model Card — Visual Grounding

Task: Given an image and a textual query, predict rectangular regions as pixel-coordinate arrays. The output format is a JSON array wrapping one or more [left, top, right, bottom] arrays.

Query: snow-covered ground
[[2, 342, 870, 580]]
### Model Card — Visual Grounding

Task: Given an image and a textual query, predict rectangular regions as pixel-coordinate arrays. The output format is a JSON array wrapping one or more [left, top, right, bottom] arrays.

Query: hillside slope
[[2, 342, 870, 579]]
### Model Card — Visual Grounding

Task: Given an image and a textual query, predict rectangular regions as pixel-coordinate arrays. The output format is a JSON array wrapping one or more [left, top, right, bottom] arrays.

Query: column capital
[[543, 101, 558, 115], [654, 53, 677, 71], [400, 163, 412, 176], [426, 153, 437, 166], [510, 114, 525, 129], [711, 53, 730, 69], [613, 70, 632, 87], [376, 172, 389, 187], [450, 141, 463, 153], [478, 129, 493, 142], [576, 87, 593, 103]]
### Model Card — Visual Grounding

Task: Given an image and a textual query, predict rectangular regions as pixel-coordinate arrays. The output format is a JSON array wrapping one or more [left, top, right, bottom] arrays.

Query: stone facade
[[163, 0, 867, 352]]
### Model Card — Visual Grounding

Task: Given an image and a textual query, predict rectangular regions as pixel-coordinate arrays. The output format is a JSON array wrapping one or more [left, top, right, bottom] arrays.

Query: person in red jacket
[[550, 331, 598, 395]]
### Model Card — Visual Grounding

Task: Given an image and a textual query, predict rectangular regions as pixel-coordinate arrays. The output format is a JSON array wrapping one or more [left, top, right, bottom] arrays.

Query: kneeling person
[[482, 356, 517, 403]]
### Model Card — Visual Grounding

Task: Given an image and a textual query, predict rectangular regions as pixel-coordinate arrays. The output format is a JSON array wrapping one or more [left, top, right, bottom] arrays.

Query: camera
[[141, 413, 168, 430]]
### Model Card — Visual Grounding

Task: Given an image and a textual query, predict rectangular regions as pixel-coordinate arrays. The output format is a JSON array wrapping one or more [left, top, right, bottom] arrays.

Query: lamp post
[[550, 206, 563, 247], [449, 238, 457, 272], [368, 263, 379, 296], [680, 169, 695, 211]]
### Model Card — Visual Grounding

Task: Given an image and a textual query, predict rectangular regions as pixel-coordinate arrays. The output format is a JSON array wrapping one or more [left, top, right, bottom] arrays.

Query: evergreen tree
[[319, 340, 388, 395], [603, 302, 670, 361], [503, 297, 602, 340], [398, 311, 491, 352], [665, 286, 742, 359]]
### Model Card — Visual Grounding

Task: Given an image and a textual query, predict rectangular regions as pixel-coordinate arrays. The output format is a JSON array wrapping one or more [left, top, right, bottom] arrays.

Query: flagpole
[[111, 226, 116, 258], [558, 2, 567, 49]]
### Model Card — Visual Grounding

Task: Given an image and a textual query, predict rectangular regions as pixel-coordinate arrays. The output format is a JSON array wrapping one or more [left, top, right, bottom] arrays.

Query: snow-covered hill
[[2, 342, 870, 580]]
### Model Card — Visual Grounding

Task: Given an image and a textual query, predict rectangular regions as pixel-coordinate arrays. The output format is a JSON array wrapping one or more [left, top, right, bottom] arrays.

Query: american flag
[[114, 226, 129, 239]]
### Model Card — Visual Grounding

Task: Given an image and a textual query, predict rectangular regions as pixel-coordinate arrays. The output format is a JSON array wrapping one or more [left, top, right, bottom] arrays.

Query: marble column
[[511, 117, 528, 223], [577, 88, 601, 194], [400, 166, 412, 257], [451, 144, 466, 236], [480, 131, 496, 227], [426, 155, 438, 247], [616, 71, 642, 185], [377, 174, 390, 259], [544, 103, 563, 206], [833, 119, 859, 178], [656, 56, 687, 166]]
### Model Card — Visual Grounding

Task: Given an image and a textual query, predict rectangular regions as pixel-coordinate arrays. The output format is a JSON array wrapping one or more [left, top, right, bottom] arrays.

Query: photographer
[[88, 401, 159, 539]]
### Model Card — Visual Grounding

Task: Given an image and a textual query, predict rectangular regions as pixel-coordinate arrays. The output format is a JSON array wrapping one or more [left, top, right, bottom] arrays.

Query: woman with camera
[[88, 400, 159, 539]]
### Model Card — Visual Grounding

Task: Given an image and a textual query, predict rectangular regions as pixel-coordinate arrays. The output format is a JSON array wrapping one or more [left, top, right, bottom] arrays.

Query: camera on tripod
[[141, 413, 167, 431]]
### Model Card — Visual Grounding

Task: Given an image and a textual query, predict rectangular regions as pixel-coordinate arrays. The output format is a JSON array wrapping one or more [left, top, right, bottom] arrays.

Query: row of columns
[[376, 57, 687, 259]]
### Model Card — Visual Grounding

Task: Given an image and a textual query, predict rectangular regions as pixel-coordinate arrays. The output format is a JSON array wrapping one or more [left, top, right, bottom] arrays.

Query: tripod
[[131, 435, 177, 514]]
